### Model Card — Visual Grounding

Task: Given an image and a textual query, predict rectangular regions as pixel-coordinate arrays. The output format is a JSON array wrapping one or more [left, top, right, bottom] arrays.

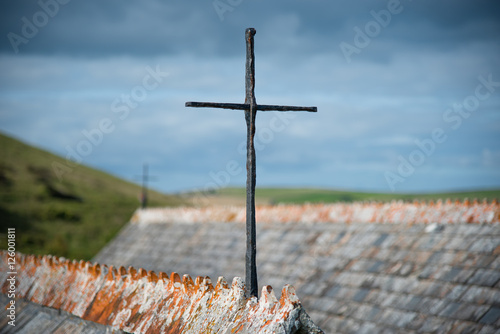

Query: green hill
[[0, 132, 185, 260], [187, 187, 500, 206]]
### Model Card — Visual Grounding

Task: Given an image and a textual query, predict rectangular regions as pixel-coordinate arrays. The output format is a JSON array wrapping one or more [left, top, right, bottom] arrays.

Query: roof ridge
[[132, 198, 500, 225], [0, 251, 323, 333]]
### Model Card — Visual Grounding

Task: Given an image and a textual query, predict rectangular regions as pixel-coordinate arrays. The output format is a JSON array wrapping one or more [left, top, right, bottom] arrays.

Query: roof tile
[[461, 286, 500, 305], [479, 307, 500, 326], [469, 238, 500, 253], [439, 302, 490, 322], [466, 269, 500, 287]]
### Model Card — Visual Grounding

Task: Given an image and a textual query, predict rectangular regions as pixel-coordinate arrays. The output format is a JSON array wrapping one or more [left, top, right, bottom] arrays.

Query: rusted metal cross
[[186, 28, 316, 299]]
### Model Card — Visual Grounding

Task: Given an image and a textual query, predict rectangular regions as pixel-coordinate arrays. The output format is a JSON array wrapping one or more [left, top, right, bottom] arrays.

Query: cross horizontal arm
[[185, 102, 247, 110], [258, 104, 317, 112], [185, 101, 317, 112]]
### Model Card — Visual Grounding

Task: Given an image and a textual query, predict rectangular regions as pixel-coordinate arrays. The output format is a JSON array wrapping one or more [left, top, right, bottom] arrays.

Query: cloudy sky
[[1, 0, 499, 194]]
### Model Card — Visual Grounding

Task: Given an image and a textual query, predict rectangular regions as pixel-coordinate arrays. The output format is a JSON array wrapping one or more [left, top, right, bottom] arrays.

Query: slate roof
[[94, 200, 500, 333], [0, 251, 323, 333]]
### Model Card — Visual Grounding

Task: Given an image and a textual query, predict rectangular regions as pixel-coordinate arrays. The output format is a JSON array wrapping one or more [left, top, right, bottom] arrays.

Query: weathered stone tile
[[387, 249, 411, 262], [326, 301, 356, 318], [443, 236, 469, 251], [322, 257, 352, 274], [406, 313, 427, 331], [350, 304, 383, 322], [395, 311, 419, 329], [478, 325, 500, 334], [309, 297, 338, 313], [449, 320, 484, 334], [351, 288, 371, 303], [452, 252, 496, 268], [414, 234, 444, 250], [360, 246, 380, 259], [333, 272, 367, 288], [408, 250, 433, 264], [467, 269, 500, 287], [388, 276, 419, 294], [306, 310, 330, 327], [417, 315, 454, 333], [399, 295, 424, 312], [447, 284, 469, 301], [373, 233, 390, 247], [393, 234, 417, 249], [424, 297, 450, 316], [360, 274, 378, 289], [334, 286, 358, 301], [321, 315, 343, 333], [379, 328, 403, 334], [323, 284, 341, 298], [308, 297, 337, 319], [434, 266, 476, 284], [355, 233, 381, 247], [378, 308, 417, 328], [439, 302, 490, 322], [417, 264, 437, 280], [337, 318, 362, 334], [299, 280, 329, 297], [364, 289, 389, 305], [488, 255, 500, 269], [367, 260, 388, 274], [426, 251, 457, 265], [455, 224, 486, 236], [461, 286, 500, 305], [469, 238, 500, 253], [479, 224, 500, 236], [349, 259, 373, 272], [337, 246, 364, 259], [399, 262, 417, 277], [356, 322, 381, 334], [479, 307, 500, 326], [372, 248, 395, 262]]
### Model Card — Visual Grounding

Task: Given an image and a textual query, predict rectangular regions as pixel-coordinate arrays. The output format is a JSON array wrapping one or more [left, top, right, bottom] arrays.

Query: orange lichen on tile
[[132, 198, 500, 225], [0, 251, 322, 334]]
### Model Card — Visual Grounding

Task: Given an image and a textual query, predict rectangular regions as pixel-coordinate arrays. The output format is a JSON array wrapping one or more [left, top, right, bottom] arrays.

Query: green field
[[0, 133, 185, 260], [213, 187, 500, 205]]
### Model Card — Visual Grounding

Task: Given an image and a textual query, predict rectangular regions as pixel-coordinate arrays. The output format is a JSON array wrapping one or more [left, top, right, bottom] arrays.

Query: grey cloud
[[1, 0, 499, 58]]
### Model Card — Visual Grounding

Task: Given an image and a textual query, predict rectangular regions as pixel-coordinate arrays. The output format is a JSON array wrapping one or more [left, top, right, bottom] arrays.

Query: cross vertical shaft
[[244, 28, 258, 299]]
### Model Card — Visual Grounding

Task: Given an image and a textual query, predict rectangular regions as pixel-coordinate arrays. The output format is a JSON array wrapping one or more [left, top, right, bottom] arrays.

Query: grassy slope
[[0, 133, 185, 260], [213, 187, 500, 205]]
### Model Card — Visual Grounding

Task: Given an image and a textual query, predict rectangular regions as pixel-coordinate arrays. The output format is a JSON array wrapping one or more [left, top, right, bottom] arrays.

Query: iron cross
[[186, 28, 316, 298]]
